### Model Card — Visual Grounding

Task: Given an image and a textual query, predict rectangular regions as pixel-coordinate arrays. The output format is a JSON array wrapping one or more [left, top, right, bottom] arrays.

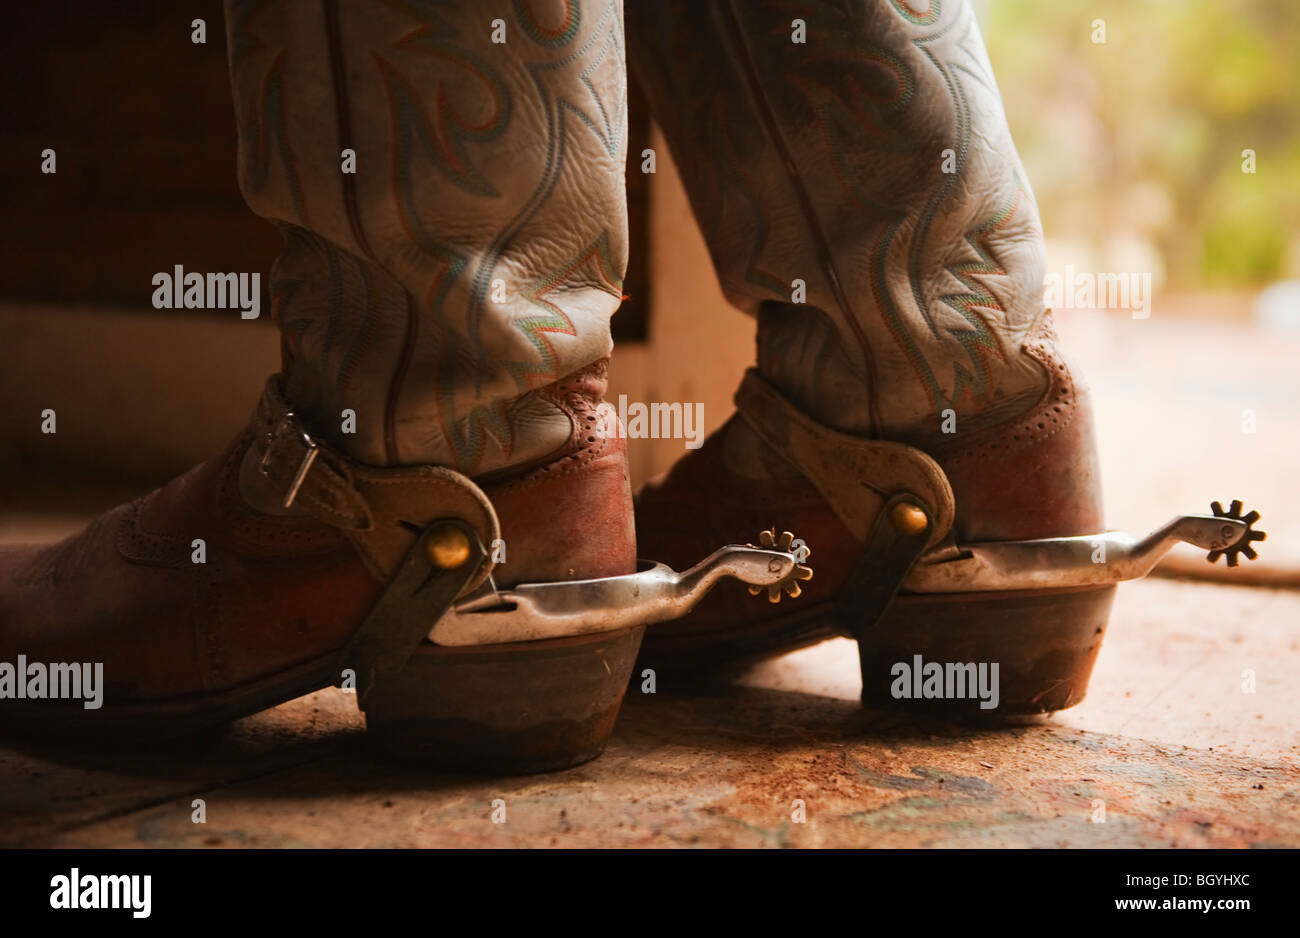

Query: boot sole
[[0, 627, 644, 774], [365, 626, 644, 774], [637, 585, 1116, 717]]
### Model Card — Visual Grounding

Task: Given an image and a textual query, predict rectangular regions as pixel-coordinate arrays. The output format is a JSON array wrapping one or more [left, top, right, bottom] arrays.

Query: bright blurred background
[[983, 0, 1300, 301], [977, 0, 1300, 577]]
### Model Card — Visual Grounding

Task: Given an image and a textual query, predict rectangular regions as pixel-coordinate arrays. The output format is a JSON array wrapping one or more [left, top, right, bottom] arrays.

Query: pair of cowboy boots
[[0, 1, 1109, 772]]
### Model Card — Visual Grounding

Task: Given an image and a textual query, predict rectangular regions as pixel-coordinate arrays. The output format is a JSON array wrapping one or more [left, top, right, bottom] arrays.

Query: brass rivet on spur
[[425, 522, 472, 569], [890, 501, 929, 536]]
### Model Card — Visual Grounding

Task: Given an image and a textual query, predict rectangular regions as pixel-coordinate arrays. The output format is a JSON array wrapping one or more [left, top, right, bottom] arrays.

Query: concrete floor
[[3, 575, 1296, 848]]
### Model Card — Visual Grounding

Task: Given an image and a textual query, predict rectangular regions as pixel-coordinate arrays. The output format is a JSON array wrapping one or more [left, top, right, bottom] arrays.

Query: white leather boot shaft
[[629, 0, 1051, 447], [225, 0, 629, 474]]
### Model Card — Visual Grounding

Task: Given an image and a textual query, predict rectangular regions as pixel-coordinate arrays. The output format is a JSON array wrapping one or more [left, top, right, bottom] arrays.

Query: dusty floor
[[2, 575, 1295, 848]]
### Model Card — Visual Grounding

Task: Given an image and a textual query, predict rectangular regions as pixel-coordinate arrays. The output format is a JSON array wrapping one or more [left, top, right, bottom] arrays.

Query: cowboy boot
[[0, 0, 639, 771], [626, 0, 1115, 713]]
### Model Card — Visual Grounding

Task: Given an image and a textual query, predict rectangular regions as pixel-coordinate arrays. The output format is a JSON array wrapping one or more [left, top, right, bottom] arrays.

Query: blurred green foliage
[[983, 0, 1299, 286]]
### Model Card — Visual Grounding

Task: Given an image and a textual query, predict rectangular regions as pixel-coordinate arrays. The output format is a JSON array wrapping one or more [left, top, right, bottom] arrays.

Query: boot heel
[[854, 585, 1117, 716], [363, 626, 644, 774]]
